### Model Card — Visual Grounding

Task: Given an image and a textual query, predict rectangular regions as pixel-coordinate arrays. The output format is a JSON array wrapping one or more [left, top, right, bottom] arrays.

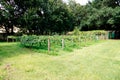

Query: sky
[[63, 0, 92, 5]]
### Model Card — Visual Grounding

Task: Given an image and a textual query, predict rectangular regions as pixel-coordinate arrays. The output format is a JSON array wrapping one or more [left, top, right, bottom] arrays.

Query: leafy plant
[[20, 31, 108, 54]]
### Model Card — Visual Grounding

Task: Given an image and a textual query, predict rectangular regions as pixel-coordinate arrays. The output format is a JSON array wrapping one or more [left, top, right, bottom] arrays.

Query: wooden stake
[[62, 39, 64, 49], [7, 38, 8, 42], [48, 38, 50, 52]]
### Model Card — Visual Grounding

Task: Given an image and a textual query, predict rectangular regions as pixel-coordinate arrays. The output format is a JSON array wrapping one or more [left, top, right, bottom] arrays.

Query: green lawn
[[0, 40, 120, 80]]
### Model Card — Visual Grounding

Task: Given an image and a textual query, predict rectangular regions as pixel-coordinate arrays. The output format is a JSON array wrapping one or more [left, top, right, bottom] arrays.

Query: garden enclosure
[[20, 31, 108, 53]]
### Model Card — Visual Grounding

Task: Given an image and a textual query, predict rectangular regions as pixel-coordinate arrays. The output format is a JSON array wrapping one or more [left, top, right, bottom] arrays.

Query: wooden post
[[71, 38, 73, 43], [102, 34, 104, 40], [62, 39, 64, 49], [106, 34, 108, 40], [78, 37, 80, 42], [7, 38, 8, 42], [12, 38, 14, 42], [96, 36, 99, 40], [78, 36, 81, 46], [48, 38, 50, 52], [85, 37, 87, 46]]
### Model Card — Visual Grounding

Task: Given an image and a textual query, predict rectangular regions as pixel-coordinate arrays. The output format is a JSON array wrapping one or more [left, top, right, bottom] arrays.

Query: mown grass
[[0, 40, 120, 80]]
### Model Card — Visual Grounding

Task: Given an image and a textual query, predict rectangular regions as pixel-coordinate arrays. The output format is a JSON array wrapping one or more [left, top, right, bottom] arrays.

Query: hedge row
[[20, 31, 108, 52]]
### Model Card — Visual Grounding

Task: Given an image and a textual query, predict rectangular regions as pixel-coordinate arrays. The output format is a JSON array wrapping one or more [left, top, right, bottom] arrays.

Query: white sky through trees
[[63, 0, 92, 5]]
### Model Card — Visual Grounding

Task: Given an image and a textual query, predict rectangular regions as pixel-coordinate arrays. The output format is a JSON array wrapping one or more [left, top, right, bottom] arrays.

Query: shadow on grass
[[0, 40, 102, 62], [0, 42, 34, 62]]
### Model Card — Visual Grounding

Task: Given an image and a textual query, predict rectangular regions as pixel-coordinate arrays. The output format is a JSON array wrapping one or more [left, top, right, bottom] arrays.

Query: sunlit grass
[[0, 40, 120, 80]]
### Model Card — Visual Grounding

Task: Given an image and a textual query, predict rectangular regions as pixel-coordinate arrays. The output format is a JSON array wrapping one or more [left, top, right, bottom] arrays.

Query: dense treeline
[[80, 0, 120, 31], [0, 0, 120, 35]]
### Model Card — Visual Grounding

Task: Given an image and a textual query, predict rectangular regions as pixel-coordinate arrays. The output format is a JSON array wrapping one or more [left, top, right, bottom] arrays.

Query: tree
[[0, 0, 74, 35], [108, 7, 120, 30], [68, 0, 83, 28], [91, 0, 120, 8], [80, 0, 120, 31]]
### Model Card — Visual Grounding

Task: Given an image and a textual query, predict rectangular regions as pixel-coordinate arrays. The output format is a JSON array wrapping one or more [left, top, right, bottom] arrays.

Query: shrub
[[73, 27, 80, 35], [20, 30, 108, 54], [21, 35, 48, 49]]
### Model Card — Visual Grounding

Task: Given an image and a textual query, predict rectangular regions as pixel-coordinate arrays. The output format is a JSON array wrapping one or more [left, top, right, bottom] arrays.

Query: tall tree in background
[[0, 0, 18, 34], [80, 0, 120, 31], [91, 0, 120, 8], [0, 0, 120, 34], [68, 0, 83, 29], [0, 0, 75, 35]]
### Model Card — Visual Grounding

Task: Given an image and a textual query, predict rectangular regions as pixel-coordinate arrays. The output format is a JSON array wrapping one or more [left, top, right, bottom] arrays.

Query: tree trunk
[[5, 25, 10, 35], [11, 26, 14, 35]]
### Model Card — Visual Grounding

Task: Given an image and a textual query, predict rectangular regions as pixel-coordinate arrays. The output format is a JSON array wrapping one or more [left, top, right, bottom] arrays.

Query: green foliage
[[1, 0, 120, 35], [21, 35, 48, 49], [73, 27, 80, 35], [20, 31, 108, 54], [91, 30, 108, 35], [80, 0, 120, 30], [91, 0, 120, 8], [0, 0, 75, 35]]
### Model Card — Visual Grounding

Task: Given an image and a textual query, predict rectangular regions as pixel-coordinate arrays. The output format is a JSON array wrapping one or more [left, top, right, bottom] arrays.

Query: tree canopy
[[0, 0, 120, 35]]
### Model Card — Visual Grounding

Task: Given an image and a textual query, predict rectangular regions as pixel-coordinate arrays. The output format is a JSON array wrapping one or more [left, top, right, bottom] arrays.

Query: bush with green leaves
[[20, 31, 108, 53], [21, 35, 48, 49]]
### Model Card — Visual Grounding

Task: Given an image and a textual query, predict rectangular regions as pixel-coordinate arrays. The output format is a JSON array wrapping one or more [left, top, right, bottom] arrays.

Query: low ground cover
[[0, 40, 120, 80]]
